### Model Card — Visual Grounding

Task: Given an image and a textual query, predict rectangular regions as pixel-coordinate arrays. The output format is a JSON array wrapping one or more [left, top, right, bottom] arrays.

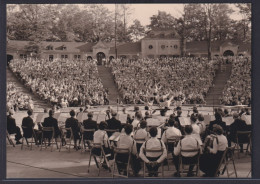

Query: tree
[[236, 3, 251, 41], [128, 19, 146, 42], [148, 11, 177, 30], [117, 4, 133, 42]]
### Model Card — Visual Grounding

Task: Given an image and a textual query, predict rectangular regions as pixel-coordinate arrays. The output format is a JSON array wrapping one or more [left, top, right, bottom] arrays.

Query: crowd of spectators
[[7, 83, 34, 111], [9, 58, 108, 107], [109, 57, 218, 105], [220, 57, 251, 106]]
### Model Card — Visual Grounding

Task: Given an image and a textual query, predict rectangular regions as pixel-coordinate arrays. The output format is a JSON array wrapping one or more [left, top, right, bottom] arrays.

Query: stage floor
[[6, 143, 251, 178]]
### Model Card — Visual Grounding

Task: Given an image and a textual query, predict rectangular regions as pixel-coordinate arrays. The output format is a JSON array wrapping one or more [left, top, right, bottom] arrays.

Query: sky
[[80, 4, 244, 27]]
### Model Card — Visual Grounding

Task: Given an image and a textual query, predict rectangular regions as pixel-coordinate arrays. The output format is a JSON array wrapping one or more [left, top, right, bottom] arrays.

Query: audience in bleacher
[[7, 83, 34, 111], [221, 57, 251, 106], [110, 57, 218, 105], [9, 58, 107, 107]]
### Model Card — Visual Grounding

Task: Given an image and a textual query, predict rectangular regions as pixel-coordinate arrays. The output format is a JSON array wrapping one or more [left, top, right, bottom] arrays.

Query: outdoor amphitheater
[[6, 3, 252, 179], [6, 56, 252, 178]]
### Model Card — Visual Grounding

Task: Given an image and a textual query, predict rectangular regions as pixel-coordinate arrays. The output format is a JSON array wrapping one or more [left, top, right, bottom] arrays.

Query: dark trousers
[[146, 156, 161, 176], [115, 153, 141, 175], [92, 146, 114, 160], [173, 155, 198, 173], [200, 151, 225, 177], [9, 126, 22, 142]]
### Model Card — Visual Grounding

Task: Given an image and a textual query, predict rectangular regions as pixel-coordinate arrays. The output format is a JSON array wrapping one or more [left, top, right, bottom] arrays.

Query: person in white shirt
[[133, 120, 150, 153], [139, 127, 167, 177], [92, 121, 114, 168], [132, 112, 143, 130], [200, 125, 228, 177], [190, 114, 203, 146], [173, 125, 202, 177], [161, 119, 182, 156], [116, 124, 141, 176]]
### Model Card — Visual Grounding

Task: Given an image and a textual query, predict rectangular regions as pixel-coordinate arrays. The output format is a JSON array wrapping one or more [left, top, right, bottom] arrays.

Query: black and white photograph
[[5, 3, 252, 178]]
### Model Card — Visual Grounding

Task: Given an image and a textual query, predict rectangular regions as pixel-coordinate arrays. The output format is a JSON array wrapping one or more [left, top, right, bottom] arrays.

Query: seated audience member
[[133, 120, 150, 153], [190, 114, 202, 146], [116, 124, 141, 176], [161, 119, 182, 153], [197, 114, 206, 141], [229, 113, 249, 152], [83, 112, 98, 141], [144, 111, 152, 120], [92, 121, 114, 167], [22, 109, 42, 144], [175, 110, 183, 132], [106, 112, 122, 136], [7, 110, 22, 144], [132, 112, 143, 129], [65, 110, 81, 150], [208, 112, 227, 134], [139, 127, 167, 177], [41, 110, 61, 144], [173, 125, 202, 177], [200, 125, 228, 177]]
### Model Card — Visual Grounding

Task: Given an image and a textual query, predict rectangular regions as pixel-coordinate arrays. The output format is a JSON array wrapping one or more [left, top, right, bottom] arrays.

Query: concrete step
[[97, 66, 123, 105]]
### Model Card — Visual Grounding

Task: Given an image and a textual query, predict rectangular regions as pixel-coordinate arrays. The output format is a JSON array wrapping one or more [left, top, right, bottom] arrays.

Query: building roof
[[144, 28, 181, 40], [7, 40, 84, 53], [109, 42, 141, 54], [186, 40, 251, 53]]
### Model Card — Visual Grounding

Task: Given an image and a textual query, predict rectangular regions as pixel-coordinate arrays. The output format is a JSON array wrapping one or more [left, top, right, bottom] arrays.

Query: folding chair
[[40, 127, 59, 152], [143, 148, 164, 178], [166, 136, 182, 170], [21, 126, 37, 150], [81, 127, 95, 153], [235, 131, 251, 159], [179, 149, 200, 177], [215, 146, 237, 178], [87, 143, 112, 176], [134, 138, 146, 154], [112, 147, 131, 178], [6, 130, 15, 147], [59, 127, 74, 152]]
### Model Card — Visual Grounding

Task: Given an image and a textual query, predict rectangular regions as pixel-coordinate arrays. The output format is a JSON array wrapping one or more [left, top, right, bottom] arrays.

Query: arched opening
[[109, 56, 114, 61], [238, 54, 244, 56], [223, 50, 234, 56], [87, 56, 93, 61], [96, 52, 106, 65], [7, 54, 13, 66]]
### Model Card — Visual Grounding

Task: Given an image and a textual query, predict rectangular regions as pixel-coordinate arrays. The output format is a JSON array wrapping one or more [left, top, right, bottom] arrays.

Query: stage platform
[[6, 143, 251, 178]]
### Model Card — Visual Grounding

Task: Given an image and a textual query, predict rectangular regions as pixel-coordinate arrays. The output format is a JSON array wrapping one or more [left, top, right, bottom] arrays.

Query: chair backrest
[[114, 147, 130, 154], [92, 143, 102, 148], [81, 127, 96, 141], [236, 131, 251, 143], [166, 136, 182, 144], [105, 129, 119, 133], [42, 127, 54, 132], [81, 127, 96, 133], [22, 126, 34, 138], [42, 127, 54, 138]]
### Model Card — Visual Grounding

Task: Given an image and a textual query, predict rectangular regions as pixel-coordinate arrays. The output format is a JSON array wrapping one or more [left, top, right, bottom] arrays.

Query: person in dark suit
[[65, 110, 81, 149], [208, 112, 227, 134], [83, 112, 98, 141], [106, 112, 122, 137], [229, 113, 249, 152], [7, 110, 22, 144], [22, 110, 41, 144], [42, 110, 60, 141]]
